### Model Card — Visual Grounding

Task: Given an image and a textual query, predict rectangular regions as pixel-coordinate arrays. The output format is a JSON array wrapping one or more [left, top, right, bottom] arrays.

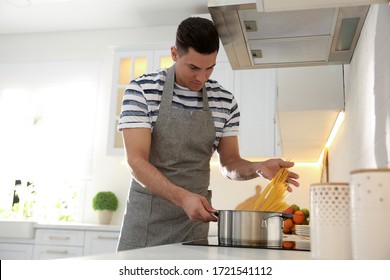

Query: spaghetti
[[251, 168, 290, 212]]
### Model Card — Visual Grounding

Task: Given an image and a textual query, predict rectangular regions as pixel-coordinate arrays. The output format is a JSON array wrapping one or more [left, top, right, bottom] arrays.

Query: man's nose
[[196, 70, 208, 83]]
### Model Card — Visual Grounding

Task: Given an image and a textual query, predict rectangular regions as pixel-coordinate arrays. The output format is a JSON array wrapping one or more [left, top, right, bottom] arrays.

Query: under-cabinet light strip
[[317, 110, 345, 165]]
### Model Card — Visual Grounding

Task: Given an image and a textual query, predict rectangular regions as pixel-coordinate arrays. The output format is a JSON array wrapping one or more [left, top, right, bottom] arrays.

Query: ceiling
[[0, 0, 209, 35]]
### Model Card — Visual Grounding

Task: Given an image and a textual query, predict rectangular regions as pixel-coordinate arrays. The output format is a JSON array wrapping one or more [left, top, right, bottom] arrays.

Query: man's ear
[[171, 46, 178, 62]]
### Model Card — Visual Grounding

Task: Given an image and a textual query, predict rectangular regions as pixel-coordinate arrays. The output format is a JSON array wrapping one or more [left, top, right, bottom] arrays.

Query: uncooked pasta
[[251, 168, 290, 212]]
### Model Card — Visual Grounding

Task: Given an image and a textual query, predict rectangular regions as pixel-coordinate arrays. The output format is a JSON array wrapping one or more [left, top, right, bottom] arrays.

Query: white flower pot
[[98, 210, 113, 225]]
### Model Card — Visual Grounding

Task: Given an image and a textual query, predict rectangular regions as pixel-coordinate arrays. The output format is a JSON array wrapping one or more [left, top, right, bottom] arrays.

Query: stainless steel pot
[[217, 210, 293, 247]]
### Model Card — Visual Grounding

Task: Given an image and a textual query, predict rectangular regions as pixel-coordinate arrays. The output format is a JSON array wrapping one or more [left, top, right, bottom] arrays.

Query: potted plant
[[92, 191, 119, 225]]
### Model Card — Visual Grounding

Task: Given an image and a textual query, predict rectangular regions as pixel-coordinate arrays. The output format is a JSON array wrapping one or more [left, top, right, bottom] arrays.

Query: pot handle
[[261, 212, 293, 228], [263, 212, 293, 220], [280, 213, 293, 220]]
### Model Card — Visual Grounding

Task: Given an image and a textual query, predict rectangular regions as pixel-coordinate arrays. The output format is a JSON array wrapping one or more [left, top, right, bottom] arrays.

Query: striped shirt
[[117, 68, 240, 152]]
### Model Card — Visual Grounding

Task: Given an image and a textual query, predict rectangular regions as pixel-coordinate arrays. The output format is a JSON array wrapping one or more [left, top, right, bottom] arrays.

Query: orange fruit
[[283, 218, 294, 234], [293, 210, 305, 224], [282, 241, 295, 249], [284, 218, 293, 229]]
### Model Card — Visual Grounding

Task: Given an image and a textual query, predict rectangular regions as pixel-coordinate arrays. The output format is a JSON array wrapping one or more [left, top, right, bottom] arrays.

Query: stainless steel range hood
[[208, 0, 385, 69]]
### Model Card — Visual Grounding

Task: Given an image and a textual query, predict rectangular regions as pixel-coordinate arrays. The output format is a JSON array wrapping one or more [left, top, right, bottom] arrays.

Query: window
[[0, 60, 101, 221], [108, 49, 173, 155]]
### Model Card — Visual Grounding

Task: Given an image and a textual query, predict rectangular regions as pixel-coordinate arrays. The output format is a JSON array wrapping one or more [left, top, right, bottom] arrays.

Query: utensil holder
[[310, 182, 352, 259], [350, 168, 390, 259]]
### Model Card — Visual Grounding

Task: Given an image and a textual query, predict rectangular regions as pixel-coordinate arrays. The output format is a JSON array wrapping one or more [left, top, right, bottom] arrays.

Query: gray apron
[[118, 64, 215, 250]]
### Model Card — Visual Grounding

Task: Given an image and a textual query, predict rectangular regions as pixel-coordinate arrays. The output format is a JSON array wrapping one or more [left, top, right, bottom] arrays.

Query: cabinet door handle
[[97, 236, 118, 240], [49, 236, 71, 240], [46, 249, 69, 254]]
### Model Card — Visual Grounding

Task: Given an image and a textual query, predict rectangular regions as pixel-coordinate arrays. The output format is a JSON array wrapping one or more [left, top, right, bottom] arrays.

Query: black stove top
[[182, 236, 310, 252]]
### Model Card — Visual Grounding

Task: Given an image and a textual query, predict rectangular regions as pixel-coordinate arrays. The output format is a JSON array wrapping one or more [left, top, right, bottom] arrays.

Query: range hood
[[208, 0, 387, 69]]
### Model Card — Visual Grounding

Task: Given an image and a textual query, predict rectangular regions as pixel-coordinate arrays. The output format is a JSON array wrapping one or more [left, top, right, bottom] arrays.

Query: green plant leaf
[[92, 191, 118, 211]]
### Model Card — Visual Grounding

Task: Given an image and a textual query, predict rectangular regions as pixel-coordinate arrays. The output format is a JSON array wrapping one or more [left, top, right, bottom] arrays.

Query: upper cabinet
[[235, 68, 280, 158], [107, 46, 174, 156], [276, 64, 344, 162], [210, 56, 280, 159]]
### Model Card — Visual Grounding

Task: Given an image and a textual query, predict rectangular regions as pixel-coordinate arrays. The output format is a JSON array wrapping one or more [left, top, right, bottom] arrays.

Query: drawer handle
[[46, 249, 69, 254], [97, 236, 118, 240], [49, 236, 71, 240]]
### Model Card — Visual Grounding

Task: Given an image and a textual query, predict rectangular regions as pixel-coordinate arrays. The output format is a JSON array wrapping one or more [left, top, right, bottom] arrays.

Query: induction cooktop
[[182, 236, 310, 252]]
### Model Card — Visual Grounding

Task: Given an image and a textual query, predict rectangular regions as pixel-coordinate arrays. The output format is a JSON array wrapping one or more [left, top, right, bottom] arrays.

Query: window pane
[[134, 57, 147, 79], [119, 58, 132, 84], [160, 56, 174, 68]]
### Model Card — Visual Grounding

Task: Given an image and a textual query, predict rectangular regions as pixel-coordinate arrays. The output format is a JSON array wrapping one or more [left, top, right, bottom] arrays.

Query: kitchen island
[[72, 240, 311, 260]]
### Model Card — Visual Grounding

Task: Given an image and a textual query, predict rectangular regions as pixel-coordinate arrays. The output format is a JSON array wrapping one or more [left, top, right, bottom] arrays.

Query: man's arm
[[216, 136, 299, 190], [122, 128, 217, 222]]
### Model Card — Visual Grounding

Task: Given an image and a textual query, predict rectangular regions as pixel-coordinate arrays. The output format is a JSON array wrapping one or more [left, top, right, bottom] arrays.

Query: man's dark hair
[[175, 17, 220, 55]]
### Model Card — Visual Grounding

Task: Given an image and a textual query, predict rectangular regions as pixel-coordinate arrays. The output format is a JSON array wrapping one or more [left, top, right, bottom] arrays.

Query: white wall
[[329, 4, 390, 181]]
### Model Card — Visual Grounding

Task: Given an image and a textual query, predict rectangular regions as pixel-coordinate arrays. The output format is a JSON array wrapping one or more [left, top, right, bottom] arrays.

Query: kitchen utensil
[[310, 182, 352, 259], [216, 210, 292, 247], [350, 168, 390, 259]]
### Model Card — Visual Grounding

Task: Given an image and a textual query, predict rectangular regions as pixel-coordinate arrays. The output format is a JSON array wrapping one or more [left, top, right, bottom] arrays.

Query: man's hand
[[256, 159, 300, 192], [179, 192, 218, 223], [217, 137, 300, 191]]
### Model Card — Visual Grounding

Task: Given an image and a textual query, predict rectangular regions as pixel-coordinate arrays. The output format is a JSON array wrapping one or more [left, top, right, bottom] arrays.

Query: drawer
[[35, 229, 85, 246], [84, 231, 119, 256], [33, 245, 83, 260], [0, 243, 33, 260]]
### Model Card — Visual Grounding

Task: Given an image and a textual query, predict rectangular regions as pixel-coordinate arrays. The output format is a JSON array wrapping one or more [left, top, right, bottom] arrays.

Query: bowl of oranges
[[283, 204, 310, 234]]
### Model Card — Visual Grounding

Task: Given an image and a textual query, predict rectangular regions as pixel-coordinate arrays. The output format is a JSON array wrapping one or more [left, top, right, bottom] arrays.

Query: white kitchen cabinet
[[33, 244, 83, 260], [211, 56, 280, 158], [33, 229, 85, 259], [0, 242, 33, 260], [277, 65, 344, 111], [210, 61, 234, 93], [34, 228, 85, 246], [107, 45, 174, 156], [276, 65, 344, 162], [235, 68, 280, 158], [0, 224, 120, 260], [84, 230, 119, 256]]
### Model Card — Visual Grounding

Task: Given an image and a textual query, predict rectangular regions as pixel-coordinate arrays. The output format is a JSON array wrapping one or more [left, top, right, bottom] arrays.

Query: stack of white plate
[[295, 225, 310, 237], [295, 225, 311, 250]]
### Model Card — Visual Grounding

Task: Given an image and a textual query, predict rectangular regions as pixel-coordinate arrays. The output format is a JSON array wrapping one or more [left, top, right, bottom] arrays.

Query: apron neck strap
[[163, 64, 209, 111]]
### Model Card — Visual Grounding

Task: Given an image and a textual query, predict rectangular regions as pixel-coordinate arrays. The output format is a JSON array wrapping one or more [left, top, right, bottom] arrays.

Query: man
[[117, 17, 299, 251]]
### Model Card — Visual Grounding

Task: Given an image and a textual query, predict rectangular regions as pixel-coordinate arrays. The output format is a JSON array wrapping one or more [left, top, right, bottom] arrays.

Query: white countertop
[[73, 239, 311, 260]]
